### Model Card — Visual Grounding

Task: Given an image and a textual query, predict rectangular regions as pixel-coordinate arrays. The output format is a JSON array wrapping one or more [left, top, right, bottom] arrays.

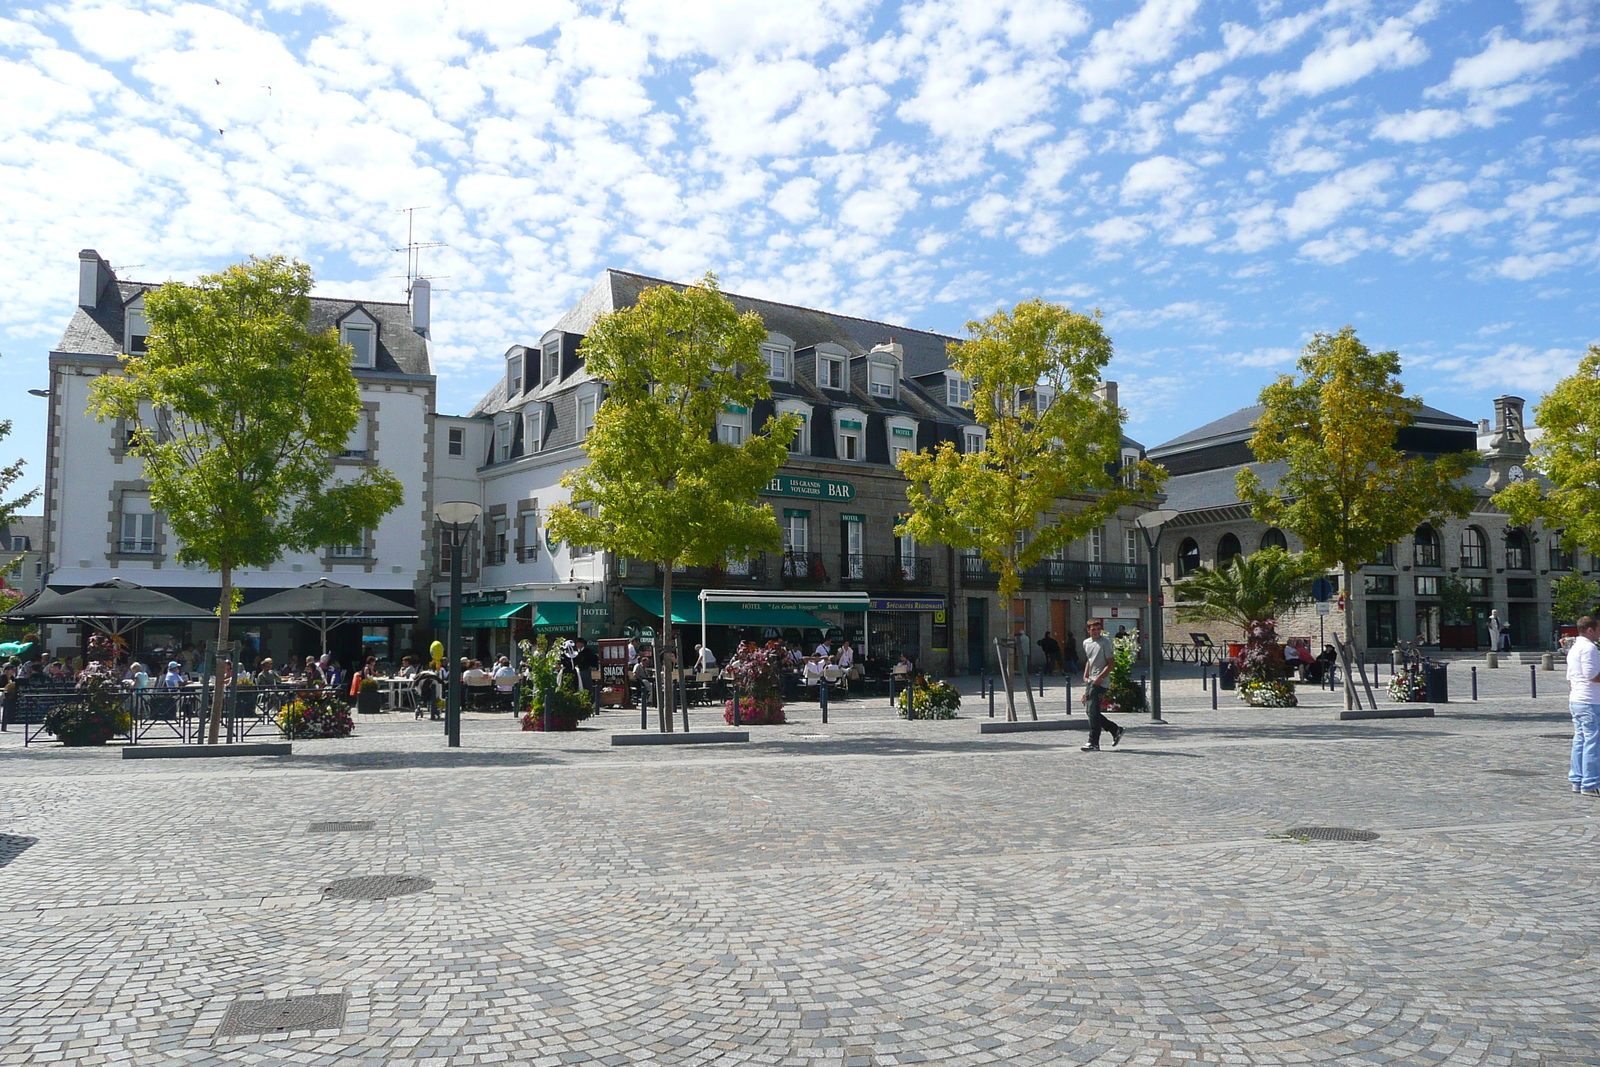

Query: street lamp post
[[435, 501, 483, 748], [1136, 509, 1179, 724]]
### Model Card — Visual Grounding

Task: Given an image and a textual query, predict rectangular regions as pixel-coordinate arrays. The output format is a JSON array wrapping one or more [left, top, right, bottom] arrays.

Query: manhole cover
[[1286, 826, 1380, 842], [217, 993, 347, 1037], [323, 875, 434, 900], [1484, 768, 1544, 778], [308, 820, 375, 832]]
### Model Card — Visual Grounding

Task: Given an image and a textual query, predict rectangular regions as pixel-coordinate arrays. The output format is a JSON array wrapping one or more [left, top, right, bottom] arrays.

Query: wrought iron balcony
[[779, 551, 829, 586], [839, 554, 933, 588], [960, 555, 1147, 589], [632, 557, 769, 584]]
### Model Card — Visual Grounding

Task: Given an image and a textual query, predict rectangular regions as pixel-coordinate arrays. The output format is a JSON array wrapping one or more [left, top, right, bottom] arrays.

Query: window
[[1260, 528, 1289, 552], [507, 353, 522, 395], [1368, 601, 1397, 648], [1125, 528, 1139, 564], [1551, 532, 1575, 572], [817, 350, 846, 390], [946, 374, 972, 407], [790, 413, 808, 454], [762, 344, 790, 381], [868, 360, 897, 398], [1089, 526, 1103, 563], [1031, 385, 1055, 413], [1177, 537, 1200, 577], [963, 428, 986, 453], [435, 526, 476, 577], [8, 534, 31, 552], [447, 427, 464, 457], [1415, 575, 1440, 596], [495, 419, 513, 463], [1367, 542, 1395, 566], [341, 413, 369, 460], [1217, 533, 1242, 569], [129, 334, 148, 354], [572, 505, 596, 559], [1121, 451, 1140, 488], [1365, 574, 1396, 595], [897, 524, 917, 579], [543, 340, 561, 382], [1413, 525, 1441, 568], [718, 419, 744, 445], [783, 511, 809, 554], [518, 510, 540, 562], [842, 515, 864, 579], [342, 324, 375, 368], [120, 495, 155, 554], [888, 419, 916, 468], [487, 516, 509, 566], [837, 414, 865, 461], [1462, 576, 1489, 596], [1505, 528, 1531, 570], [1460, 526, 1487, 569], [523, 407, 543, 454], [577, 393, 597, 439], [331, 541, 366, 559]]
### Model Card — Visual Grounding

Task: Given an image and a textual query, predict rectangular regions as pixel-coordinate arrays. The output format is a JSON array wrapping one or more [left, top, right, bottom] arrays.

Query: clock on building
[[1509, 465, 1525, 482]]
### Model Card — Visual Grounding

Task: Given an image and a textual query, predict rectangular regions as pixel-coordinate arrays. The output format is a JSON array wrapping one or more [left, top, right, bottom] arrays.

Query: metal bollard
[[988, 678, 995, 718], [732, 683, 741, 728], [819, 680, 828, 723], [1038, 668, 1045, 697], [1531, 663, 1537, 699], [541, 687, 551, 733], [1065, 673, 1072, 716], [1211, 673, 1218, 710], [1141, 675, 1147, 711], [1471, 665, 1478, 701], [640, 685, 648, 731]]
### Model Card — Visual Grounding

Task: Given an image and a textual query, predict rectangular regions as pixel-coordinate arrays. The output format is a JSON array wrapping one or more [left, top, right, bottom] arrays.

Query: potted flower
[[1235, 619, 1299, 708], [899, 676, 960, 719], [277, 690, 354, 738], [356, 677, 384, 715], [722, 640, 787, 725], [44, 634, 131, 746]]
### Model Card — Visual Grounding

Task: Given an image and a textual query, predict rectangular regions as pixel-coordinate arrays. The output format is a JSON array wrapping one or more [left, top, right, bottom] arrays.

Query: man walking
[[1566, 615, 1600, 796], [1080, 618, 1124, 752], [1038, 631, 1062, 675]]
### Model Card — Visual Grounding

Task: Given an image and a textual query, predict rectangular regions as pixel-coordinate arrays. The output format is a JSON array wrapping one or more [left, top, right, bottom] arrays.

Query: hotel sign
[[761, 475, 855, 501]]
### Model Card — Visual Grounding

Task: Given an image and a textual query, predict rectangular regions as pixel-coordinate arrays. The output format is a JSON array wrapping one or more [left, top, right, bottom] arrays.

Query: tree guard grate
[[1286, 826, 1380, 842], [217, 993, 347, 1037], [308, 821, 375, 832], [323, 874, 434, 900]]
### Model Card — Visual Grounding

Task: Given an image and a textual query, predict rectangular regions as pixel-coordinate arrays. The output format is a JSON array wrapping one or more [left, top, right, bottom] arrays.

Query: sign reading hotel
[[761, 475, 855, 501]]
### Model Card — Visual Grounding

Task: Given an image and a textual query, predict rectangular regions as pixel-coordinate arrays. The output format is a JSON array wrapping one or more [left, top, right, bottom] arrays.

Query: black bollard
[[988, 678, 995, 718], [1211, 673, 1218, 710], [640, 684, 648, 731], [1531, 663, 1537, 699], [1038, 668, 1045, 697], [1141, 674, 1147, 711], [1471, 665, 1478, 701], [1065, 672, 1072, 716], [820, 679, 829, 723], [732, 683, 741, 728]]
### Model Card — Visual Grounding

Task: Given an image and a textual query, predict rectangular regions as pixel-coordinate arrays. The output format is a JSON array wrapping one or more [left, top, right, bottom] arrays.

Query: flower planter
[[356, 689, 384, 715]]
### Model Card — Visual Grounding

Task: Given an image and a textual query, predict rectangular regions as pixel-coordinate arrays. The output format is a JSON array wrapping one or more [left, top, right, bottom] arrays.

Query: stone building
[[1148, 394, 1563, 653], [441, 270, 1158, 674], [2, 515, 45, 596]]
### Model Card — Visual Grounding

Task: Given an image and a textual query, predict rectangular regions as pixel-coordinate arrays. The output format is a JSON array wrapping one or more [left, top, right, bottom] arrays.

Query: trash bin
[[1219, 660, 1237, 690], [1425, 663, 1448, 703]]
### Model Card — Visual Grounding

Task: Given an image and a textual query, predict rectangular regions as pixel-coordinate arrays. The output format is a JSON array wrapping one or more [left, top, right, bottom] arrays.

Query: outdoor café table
[[378, 676, 414, 711]]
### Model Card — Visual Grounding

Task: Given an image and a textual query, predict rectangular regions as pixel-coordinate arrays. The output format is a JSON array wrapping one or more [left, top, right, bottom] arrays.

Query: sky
[[1, 0, 1597, 501]]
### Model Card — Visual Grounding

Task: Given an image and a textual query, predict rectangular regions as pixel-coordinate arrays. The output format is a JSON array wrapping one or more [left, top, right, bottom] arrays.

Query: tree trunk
[[1342, 565, 1357, 711], [659, 564, 675, 732], [994, 636, 1017, 721], [207, 567, 232, 744]]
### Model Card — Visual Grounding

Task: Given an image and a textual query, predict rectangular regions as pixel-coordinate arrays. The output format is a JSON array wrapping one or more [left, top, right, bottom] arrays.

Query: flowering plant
[[523, 686, 593, 730], [1389, 669, 1427, 703], [1102, 632, 1146, 715], [721, 640, 787, 725], [723, 694, 786, 725], [1240, 678, 1298, 707], [277, 691, 354, 738], [899, 676, 960, 719], [1237, 619, 1290, 683]]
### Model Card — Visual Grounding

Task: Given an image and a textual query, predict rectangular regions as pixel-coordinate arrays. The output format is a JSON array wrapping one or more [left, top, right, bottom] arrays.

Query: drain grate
[[1286, 826, 1380, 842], [1484, 768, 1545, 778], [308, 820, 375, 833], [217, 993, 347, 1037], [323, 874, 434, 900]]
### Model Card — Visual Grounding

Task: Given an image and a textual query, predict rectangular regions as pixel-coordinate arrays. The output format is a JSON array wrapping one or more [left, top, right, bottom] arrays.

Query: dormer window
[[718, 404, 750, 445], [836, 409, 867, 461], [542, 339, 561, 383], [963, 427, 987, 453], [868, 357, 898, 399], [886, 416, 917, 468], [1121, 449, 1140, 487], [342, 319, 376, 369], [523, 405, 545, 455], [1034, 385, 1055, 413], [816, 346, 847, 391], [495, 418, 513, 463], [946, 374, 972, 407], [762, 342, 791, 382], [576, 387, 599, 440], [507, 352, 523, 395], [776, 399, 812, 455]]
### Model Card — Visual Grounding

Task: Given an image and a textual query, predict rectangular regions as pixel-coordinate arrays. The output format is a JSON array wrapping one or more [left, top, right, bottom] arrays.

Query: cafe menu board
[[598, 638, 631, 705]]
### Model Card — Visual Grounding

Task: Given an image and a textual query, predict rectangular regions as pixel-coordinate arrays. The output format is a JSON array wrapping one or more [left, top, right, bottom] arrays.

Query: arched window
[[1413, 524, 1441, 568], [1460, 526, 1487, 569], [1217, 533, 1242, 569], [1505, 528, 1531, 570], [1177, 537, 1200, 577], [1259, 528, 1288, 552]]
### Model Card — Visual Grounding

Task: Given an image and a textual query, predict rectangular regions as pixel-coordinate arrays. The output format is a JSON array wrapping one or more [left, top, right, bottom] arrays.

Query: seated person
[[492, 656, 518, 693], [693, 644, 718, 672], [836, 640, 856, 673], [254, 658, 281, 687], [802, 655, 827, 688], [462, 659, 492, 689]]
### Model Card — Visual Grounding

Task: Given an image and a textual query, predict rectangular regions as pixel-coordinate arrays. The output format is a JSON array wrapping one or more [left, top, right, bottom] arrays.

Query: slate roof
[[1148, 401, 1476, 458], [53, 279, 432, 377], [1161, 462, 1285, 512]]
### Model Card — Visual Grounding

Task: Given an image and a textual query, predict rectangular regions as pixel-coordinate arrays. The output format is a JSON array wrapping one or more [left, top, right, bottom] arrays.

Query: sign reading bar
[[869, 597, 946, 612], [761, 475, 855, 501]]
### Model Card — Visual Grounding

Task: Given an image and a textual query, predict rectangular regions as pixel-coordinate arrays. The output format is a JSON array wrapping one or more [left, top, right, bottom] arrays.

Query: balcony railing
[[960, 555, 1147, 589], [779, 551, 829, 586], [636, 558, 769, 584], [117, 538, 157, 554], [840, 554, 933, 588]]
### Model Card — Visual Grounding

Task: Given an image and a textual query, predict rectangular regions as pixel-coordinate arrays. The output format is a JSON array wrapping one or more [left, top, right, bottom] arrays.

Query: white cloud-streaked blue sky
[[2, 0, 1597, 488]]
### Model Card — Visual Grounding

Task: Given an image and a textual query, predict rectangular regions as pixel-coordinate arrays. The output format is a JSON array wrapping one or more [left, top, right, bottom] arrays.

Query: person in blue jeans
[[1565, 615, 1600, 796]]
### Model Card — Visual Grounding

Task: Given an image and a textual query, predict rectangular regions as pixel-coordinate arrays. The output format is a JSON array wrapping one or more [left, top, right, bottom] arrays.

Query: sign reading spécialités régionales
[[760, 475, 855, 501]]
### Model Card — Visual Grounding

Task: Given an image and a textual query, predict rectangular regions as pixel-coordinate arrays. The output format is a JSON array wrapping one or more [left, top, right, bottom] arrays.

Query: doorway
[[966, 597, 987, 674]]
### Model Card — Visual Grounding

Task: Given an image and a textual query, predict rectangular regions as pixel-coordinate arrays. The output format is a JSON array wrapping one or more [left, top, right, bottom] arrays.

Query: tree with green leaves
[[1236, 326, 1477, 707], [0, 351, 41, 583], [89, 256, 404, 743], [1550, 572, 1598, 627], [897, 299, 1161, 720], [546, 274, 799, 732], [1495, 344, 1600, 561], [1173, 547, 1322, 635]]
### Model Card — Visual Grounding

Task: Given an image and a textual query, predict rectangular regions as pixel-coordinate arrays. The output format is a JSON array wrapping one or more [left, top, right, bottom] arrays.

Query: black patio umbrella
[[3, 578, 214, 636], [234, 578, 415, 655]]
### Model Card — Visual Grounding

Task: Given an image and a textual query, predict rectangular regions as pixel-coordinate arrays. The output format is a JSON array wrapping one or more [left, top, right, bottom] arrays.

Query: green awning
[[623, 588, 828, 628], [532, 601, 579, 633], [429, 602, 527, 629]]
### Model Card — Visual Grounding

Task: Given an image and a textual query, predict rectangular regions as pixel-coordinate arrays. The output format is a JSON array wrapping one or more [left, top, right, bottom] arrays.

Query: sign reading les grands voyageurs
[[761, 475, 855, 501]]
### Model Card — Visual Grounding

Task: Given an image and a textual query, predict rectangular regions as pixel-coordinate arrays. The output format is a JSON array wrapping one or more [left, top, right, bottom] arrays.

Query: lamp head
[[434, 501, 482, 526], [1135, 508, 1179, 530]]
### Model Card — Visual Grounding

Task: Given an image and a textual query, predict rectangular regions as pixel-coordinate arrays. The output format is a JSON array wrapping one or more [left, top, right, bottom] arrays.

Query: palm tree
[[1173, 547, 1321, 634]]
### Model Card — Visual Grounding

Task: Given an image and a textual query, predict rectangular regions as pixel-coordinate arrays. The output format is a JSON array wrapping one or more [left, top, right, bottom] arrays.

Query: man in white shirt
[[492, 657, 518, 693], [803, 655, 827, 689], [836, 641, 855, 670], [694, 644, 718, 672], [1080, 619, 1124, 751], [814, 640, 832, 659], [1565, 615, 1600, 795]]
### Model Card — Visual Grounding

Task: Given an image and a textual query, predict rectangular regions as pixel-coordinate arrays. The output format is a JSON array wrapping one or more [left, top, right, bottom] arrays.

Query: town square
[[1, 0, 1597, 1064]]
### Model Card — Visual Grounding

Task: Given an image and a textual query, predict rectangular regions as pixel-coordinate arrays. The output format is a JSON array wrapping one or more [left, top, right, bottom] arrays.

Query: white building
[[37, 250, 437, 665], [2, 515, 45, 596]]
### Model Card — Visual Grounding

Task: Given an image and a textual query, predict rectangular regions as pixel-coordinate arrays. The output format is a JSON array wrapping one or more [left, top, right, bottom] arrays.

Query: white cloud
[[1444, 30, 1586, 92], [1279, 161, 1394, 237], [1497, 250, 1576, 279], [1087, 217, 1147, 245], [1174, 78, 1249, 139], [1261, 8, 1433, 101], [1419, 342, 1582, 392], [1121, 155, 1197, 202], [1373, 108, 1469, 143], [1073, 0, 1201, 94]]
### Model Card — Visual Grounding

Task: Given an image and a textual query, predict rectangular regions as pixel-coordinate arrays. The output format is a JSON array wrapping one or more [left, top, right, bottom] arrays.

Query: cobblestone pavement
[[1, 672, 1596, 1065]]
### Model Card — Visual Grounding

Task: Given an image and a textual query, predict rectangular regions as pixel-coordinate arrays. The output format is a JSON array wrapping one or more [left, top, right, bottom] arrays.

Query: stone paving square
[[1, 668, 1597, 1065]]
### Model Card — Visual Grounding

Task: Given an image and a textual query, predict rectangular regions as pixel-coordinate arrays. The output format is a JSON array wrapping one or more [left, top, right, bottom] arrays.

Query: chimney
[[410, 278, 431, 335], [78, 249, 114, 308], [1095, 380, 1119, 411]]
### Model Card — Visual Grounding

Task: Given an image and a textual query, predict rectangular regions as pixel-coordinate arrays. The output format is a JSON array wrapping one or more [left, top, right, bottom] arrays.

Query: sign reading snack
[[761, 475, 855, 501]]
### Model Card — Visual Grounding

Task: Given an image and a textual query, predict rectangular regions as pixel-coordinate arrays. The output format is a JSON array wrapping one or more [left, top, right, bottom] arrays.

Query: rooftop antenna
[[393, 206, 447, 298]]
